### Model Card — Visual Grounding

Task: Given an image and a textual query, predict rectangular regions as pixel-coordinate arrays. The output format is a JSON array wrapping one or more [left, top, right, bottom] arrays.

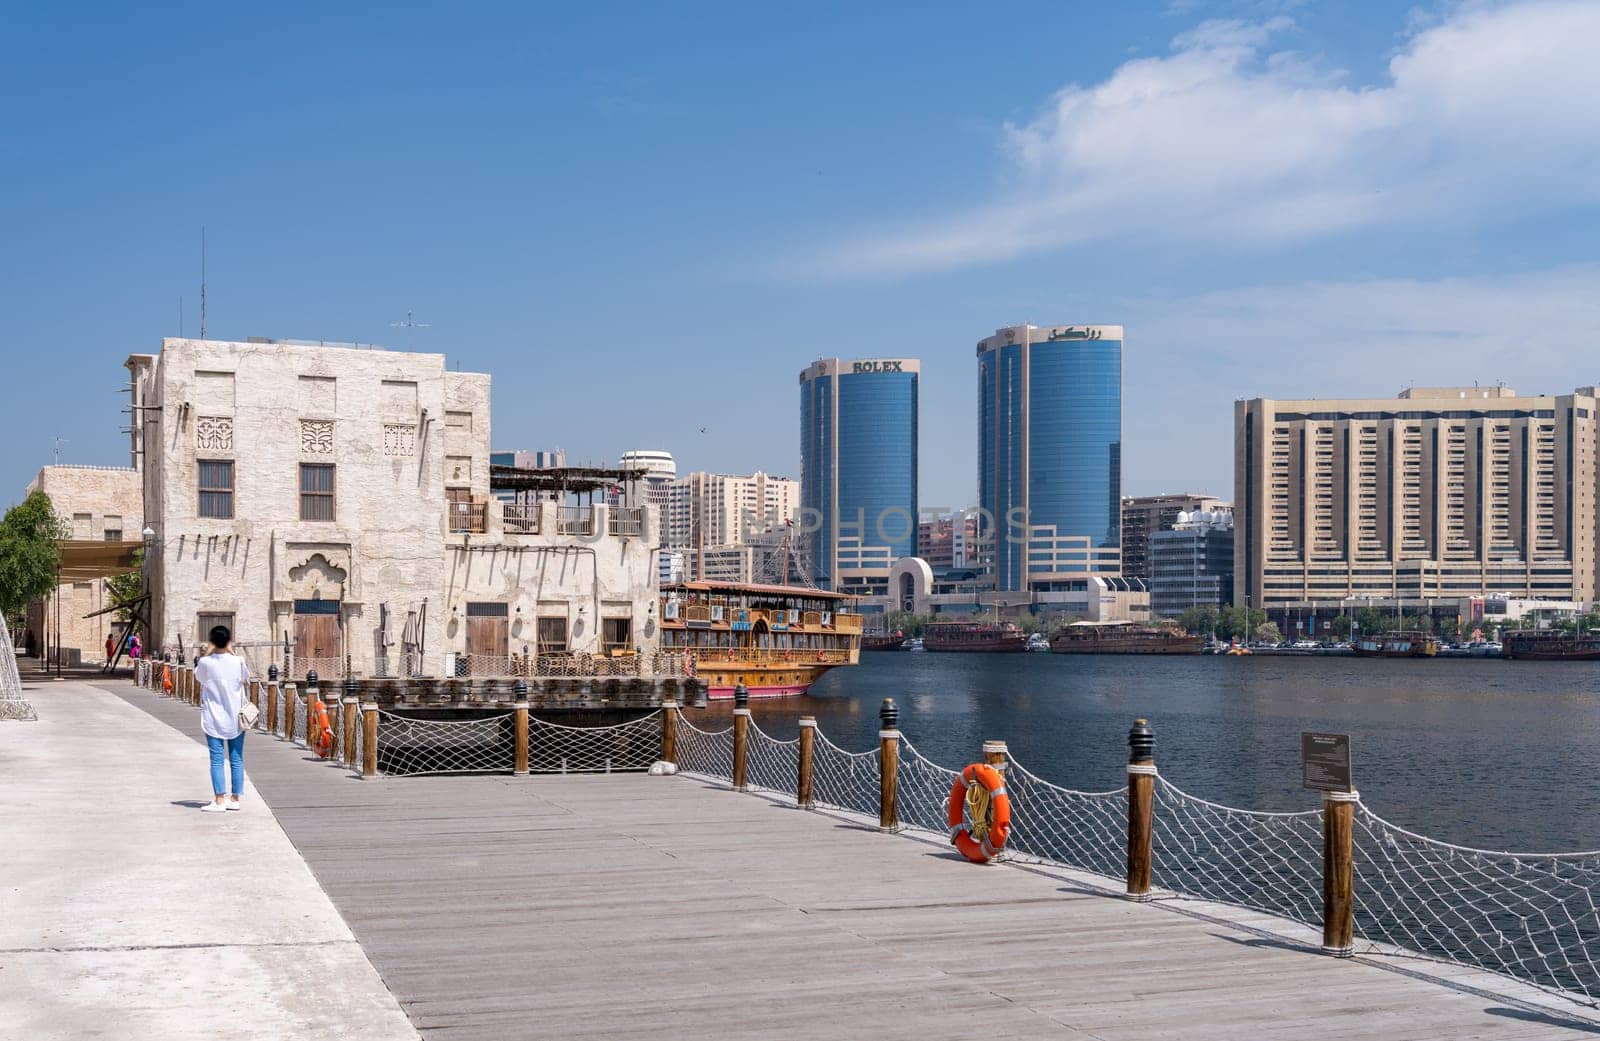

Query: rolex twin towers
[[799, 324, 1124, 597]]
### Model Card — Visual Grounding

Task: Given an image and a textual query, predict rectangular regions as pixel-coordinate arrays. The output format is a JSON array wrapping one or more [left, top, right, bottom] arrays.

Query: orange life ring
[[946, 762, 1012, 863], [309, 697, 334, 758], [815, 649, 824, 662], [726, 648, 736, 662], [783, 648, 794, 663]]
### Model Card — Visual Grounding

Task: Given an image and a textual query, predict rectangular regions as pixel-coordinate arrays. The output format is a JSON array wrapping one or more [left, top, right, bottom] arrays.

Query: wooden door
[[465, 603, 509, 666], [293, 599, 340, 677]]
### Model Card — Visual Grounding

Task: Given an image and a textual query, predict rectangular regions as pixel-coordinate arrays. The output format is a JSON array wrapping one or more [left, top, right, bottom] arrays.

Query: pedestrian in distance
[[195, 624, 250, 812], [129, 631, 141, 660], [105, 632, 116, 662]]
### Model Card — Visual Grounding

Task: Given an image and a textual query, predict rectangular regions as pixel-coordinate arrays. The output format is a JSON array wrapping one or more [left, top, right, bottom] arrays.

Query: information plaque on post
[[1301, 731, 1353, 793]]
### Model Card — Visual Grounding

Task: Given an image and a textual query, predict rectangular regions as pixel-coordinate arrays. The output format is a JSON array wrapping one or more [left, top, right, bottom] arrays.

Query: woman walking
[[195, 624, 249, 812]]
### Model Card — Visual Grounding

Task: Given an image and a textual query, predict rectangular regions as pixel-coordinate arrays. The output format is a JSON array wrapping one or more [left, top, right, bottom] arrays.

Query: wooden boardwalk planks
[[108, 681, 1600, 1041]]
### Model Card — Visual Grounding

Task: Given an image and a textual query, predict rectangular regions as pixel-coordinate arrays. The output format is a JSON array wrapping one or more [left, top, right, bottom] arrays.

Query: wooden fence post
[[660, 698, 677, 766], [731, 683, 749, 791], [283, 681, 297, 744], [878, 698, 899, 831], [1127, 718, 1156, 901], [361, 701, 379, 779], [797, 716, 815, 808], [304, 671, 320, 751], [983, 739, 1008, 770], [342, 691, 359, 769], [1322, 790, 1358, 957], [513, 679, 530, 777], [266, 666, 279, 735]]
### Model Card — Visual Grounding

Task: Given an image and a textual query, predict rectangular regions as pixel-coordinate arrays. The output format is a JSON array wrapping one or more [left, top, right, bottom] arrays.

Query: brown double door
[[465, 603, 509, 663], [293, 599, 340, 676]]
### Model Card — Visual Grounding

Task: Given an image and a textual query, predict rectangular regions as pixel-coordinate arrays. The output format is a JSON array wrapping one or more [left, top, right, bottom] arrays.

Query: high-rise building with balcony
[[1235, 386, 1600, 618], [799, 358, 919, 595], [977, 324, 1122, 594]]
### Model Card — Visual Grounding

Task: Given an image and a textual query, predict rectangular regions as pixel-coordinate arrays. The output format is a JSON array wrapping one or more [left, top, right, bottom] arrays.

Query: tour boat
[[922, 621, 1028, 653], [1049, 621, 1204, 655], [1350, 631, 1439, 657], [660, 581, 862, 699], [861, 629, 907, 652], [1502, 631, 1600, 661]]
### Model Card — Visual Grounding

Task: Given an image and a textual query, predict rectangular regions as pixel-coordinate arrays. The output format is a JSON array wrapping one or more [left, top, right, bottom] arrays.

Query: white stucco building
[[128, 337, 661, 677]]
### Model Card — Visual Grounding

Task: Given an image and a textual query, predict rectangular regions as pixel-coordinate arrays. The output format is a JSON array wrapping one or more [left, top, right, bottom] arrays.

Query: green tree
[[0, 492, 67, 619], [1177, 605, 1219, 637], [104, 549, 144, 622], [1254, 621, 1282, 644], [1355, 607, 1387, 636], [1326, 614, 1352, 639]]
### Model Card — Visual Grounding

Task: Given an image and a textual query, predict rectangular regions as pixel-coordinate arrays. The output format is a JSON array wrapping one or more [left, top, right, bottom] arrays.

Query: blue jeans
[[207, 733, 246, 796]]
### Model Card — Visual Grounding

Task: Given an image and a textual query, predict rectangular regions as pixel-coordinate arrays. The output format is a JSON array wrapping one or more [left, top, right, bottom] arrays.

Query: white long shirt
[[196, 652, 250, 739]]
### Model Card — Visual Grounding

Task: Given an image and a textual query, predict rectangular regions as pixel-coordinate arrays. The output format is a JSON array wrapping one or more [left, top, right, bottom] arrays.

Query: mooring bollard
[[879, 698, 900, 831], [797, 715, 816, 808], [1322, 789, 1358, 957], [1127, 718, 1156, 901], [983, 739, 1008, 770], [266, 665, 279, 734], [304, 671, 320, 750], [513, 679, 530, 776], [342, 688, 359, 769], [660, 698, 677, 765], [361, 701, 379, 779], [732, 683, 750, 791]]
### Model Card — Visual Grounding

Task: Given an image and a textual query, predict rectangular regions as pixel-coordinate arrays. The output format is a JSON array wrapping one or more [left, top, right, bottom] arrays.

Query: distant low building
[[22, 464, 144, 665], [1150, 509, 1234, 618], [1121, 493, 1230, 584]]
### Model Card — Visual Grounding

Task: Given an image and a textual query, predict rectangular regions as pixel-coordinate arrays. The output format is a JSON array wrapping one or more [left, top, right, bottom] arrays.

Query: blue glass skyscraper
[[977, 325, 1123, 593], [799, 358, 919, 593]]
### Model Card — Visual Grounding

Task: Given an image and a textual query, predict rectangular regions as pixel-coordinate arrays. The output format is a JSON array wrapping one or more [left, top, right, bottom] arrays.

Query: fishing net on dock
[[1352, 806, 1600, 1003], [808, 730, 880, 818], [529, 713, 660, 774], [1149, 777, 1326, 926], [0, 615, 36, 722]]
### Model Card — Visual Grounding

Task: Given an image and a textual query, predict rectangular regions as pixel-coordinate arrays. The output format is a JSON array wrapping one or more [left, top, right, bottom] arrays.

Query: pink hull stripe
[[706, 684, 810, 700]]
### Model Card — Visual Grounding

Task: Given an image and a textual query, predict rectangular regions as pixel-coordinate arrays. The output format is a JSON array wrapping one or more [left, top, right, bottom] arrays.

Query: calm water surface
[[680, 652, 1600, 851]]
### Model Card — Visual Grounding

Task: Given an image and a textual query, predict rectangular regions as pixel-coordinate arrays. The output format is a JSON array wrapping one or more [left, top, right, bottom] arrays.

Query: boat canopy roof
[[664, 581, 855, 602], [1066, 619, 1136, 627]]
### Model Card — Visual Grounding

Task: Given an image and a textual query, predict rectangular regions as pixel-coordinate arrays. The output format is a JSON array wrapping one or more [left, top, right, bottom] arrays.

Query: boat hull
[[1051, 637, 1203, 655], [924, 638, 1028, 653], [1503, 641, 1600, 661], [694, 662, 843, 699]]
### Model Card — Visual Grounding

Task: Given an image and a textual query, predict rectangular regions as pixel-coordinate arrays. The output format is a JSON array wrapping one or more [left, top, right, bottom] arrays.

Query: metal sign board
[[1301, 732, 1353, 793]]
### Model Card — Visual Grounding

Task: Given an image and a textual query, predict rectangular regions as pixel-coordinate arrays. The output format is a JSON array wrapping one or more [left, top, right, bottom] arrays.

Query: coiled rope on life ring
[[946, 762, 1011, 863]]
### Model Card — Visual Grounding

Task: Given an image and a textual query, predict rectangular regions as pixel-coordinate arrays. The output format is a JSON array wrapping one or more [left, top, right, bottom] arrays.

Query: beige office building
[[665, 471, 799, 581], [1235, 386, 1600, 613]]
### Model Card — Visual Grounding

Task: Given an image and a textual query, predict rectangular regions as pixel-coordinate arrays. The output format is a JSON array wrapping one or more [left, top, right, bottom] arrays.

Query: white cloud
[[1120, 264, 1600, 496], [821, 1, 1600, 276]]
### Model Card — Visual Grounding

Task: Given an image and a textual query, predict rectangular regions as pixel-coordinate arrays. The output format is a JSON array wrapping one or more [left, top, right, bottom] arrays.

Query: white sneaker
[[226, 799, 242, 811], [201, 802, 228, 813]]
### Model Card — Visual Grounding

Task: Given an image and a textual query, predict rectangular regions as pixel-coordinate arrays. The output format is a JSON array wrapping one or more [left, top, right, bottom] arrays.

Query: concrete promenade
[[87, 677, 1600, 1040], [0, 677, 419, 1041]]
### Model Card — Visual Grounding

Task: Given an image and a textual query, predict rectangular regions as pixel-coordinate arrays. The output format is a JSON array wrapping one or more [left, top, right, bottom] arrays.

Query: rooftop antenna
[[198, 227, 208, 339], [52, 436, 68, 465], [390, 310, 430, 350]]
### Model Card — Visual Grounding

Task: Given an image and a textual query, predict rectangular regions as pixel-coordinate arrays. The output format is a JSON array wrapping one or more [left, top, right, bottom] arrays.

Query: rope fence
[[669, 696, 1600, 1010]]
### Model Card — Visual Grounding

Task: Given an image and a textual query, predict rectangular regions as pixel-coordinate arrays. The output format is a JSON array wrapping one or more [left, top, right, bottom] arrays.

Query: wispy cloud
[[1122, 263, 1600, 494], [815, 1, 1600, 277]]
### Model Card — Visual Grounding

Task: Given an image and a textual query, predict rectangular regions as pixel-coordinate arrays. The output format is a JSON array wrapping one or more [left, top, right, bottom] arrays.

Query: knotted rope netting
[[0, 615, 36, 721], [529, 713, 660, 774], [668, 708, 1600, 1007]]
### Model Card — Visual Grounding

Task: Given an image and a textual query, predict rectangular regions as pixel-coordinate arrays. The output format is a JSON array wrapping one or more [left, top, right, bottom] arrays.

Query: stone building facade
[[23, 465, 144, 664], [128, 338, 660, 676]]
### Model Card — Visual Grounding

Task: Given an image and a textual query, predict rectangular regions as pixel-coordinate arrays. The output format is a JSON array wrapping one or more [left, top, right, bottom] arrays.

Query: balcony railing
[[503, 503, 541, 534], [608, 506, 645, 538], [449, 499, 488, 534], [556, 506, 593, 536]]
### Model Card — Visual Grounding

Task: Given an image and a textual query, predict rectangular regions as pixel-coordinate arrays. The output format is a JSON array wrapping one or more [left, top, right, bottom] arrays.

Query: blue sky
[[4, 0, 1598, 511]]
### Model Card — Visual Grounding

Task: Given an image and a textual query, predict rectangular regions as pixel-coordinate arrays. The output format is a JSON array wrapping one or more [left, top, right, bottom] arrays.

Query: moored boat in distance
[[1351, 630, 1439, 657], [922, 620, 1028, 653], [660, 581, 862, 699], [861, 629, 907, 652], [1503, 630, 1600, 661], [1049, 621, 1203, 655]]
